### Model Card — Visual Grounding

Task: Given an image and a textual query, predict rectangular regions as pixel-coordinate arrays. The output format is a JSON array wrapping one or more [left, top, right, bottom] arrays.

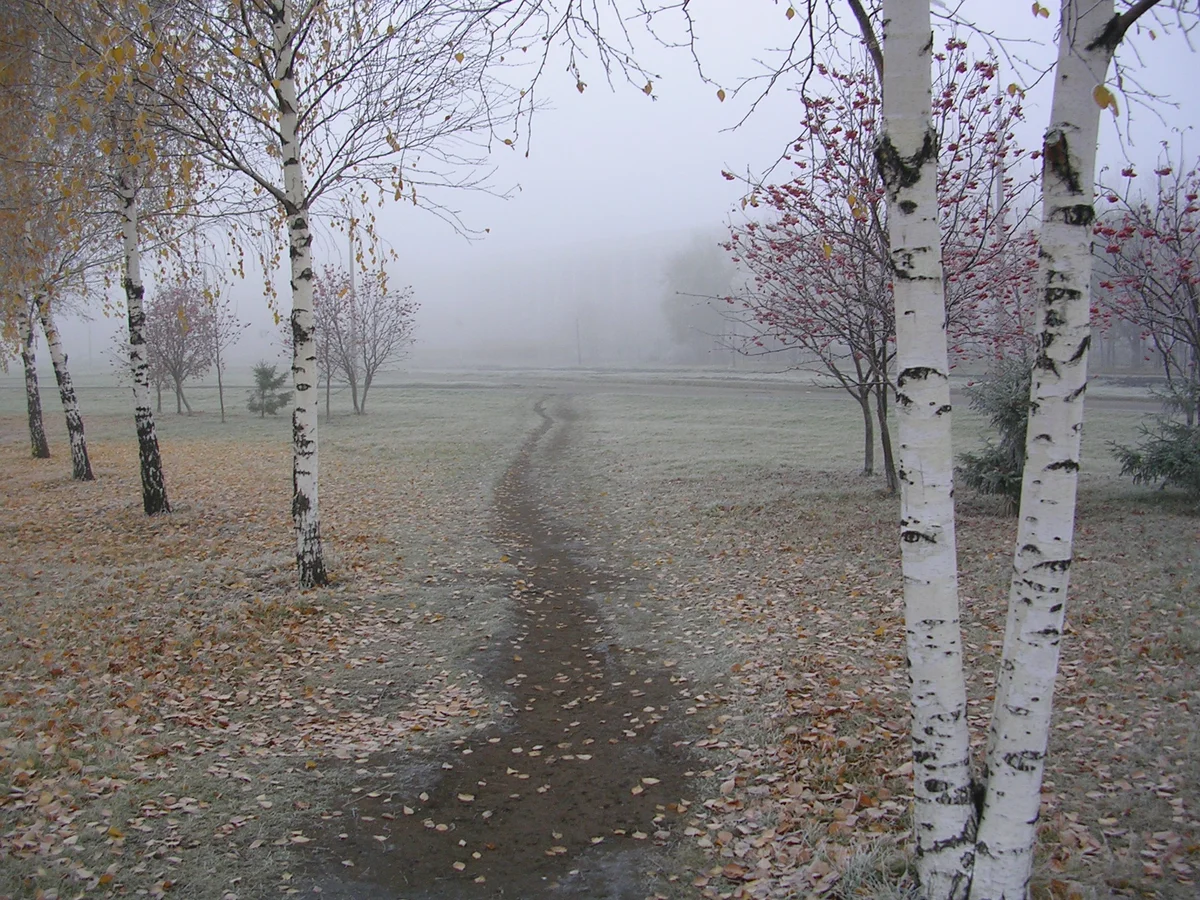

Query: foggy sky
[[30, 2, 1200, 376]]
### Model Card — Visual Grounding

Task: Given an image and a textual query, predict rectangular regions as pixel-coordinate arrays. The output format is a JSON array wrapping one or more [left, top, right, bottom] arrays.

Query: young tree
[[350, 272, 419, 414], [304, 264, 419, 415], [247, 362, 292, 417], [206, 288, 247, 424], [143, 280, 215, 415]]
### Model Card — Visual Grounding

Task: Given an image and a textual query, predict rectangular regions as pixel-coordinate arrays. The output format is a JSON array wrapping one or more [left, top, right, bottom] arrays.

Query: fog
[[25, 3, 1200, 379]]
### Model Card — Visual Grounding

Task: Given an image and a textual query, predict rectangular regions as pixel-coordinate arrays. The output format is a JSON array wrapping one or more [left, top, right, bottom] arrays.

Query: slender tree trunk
[[858, 390, 875, 476], [17, 298, 51, 459], [877, 3, 974, 896], [215, 344, 226, 423], [36, 295, 93, 480], [874, 384, 898, 495], [325, 371, 331, 421], [119, 169, 170, 515], [275, 0, 326, 587], [155, 381, 162, 413], [175, 378, 183, 414], [971, 3, 1124, 896], [348, 372, 360, 414], [360, 371, 372, 414]]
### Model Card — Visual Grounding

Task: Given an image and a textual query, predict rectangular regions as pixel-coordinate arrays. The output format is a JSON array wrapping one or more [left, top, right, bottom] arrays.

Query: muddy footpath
[[314, 397, 700, 898]]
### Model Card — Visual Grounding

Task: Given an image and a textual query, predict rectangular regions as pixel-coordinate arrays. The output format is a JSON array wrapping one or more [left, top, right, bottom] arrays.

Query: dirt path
[[316, 397, 696, 898]]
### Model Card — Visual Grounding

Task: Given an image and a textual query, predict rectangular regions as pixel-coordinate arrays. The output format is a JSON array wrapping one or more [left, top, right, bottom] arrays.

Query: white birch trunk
[[274, 0, 327, 587], [119, 169, 170, 515], [970, 2, 1120, 896], [36, 294, 94, 481], [877, 3, 975, 896], [17, 297, 51, 459]]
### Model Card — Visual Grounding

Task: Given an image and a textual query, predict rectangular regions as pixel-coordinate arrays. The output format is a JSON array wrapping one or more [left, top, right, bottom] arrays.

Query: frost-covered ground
[[0, 370, 1193, 900]]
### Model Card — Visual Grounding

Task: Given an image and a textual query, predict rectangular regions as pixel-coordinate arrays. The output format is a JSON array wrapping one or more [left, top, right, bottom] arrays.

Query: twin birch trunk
[[119, 171, 170, 515], [17, 298, 51, 459], [274, 0, 326, 587], [877, 3, 975, 896], [970, 3, 1118, 896], [36, 295, 93, 481]]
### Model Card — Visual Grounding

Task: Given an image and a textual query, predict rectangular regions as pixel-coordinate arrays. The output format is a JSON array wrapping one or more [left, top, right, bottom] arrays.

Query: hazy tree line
[[3, 1, 1198, 898]]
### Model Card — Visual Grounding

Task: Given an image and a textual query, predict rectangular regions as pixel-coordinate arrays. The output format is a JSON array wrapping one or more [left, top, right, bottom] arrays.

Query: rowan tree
[[728, 40, 1038, 493], [1096, 156, 1200, 423]]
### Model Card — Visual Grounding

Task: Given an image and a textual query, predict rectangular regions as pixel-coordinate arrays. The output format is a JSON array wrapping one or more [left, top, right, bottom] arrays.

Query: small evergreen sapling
[[957, 357, 1033, 513], [1113, 383, 1200, 503], [247, 362, 291, 417]]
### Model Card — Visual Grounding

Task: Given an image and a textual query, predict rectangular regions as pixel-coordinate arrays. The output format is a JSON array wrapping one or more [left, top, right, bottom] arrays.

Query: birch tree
[[14, 299, 51, 459], [654, 0, 1188, 894], [0, 6, 100, 479], [969, 3, 1185, 896], [138, 0, 649, 585], [35, 294, 94, 480], [874, 4, 975, 894], [28, 0, 191, 514]]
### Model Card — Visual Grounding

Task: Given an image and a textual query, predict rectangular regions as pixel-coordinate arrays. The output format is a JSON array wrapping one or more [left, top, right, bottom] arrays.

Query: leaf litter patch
[[313, 398, 700, 898]]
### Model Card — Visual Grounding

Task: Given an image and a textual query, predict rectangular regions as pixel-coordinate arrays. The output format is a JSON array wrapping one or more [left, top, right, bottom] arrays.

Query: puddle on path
[[314, 398, 696, 898]]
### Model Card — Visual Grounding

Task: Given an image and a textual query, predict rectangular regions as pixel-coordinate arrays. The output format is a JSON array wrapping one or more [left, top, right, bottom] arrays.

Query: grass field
[[0, 370, 1195, 899]]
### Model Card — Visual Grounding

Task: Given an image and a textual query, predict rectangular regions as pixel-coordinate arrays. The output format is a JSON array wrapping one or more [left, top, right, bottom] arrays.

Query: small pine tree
[[1112, 382, 1200, 504], [957, 357, 1033, 514], [247, 362, 292, 417]]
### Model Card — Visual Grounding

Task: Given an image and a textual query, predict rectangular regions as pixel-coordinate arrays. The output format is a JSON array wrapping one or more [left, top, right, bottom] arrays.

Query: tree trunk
[[175, 378, 183, 414], [360, 371, 372, 414], [119, 169, 170, 515], [325, 370, 331, 421], [859, 390, 875, 476], [156, 381, 162, 413], [348, 372, 360, 414], [36, 295, 93, 480], [215, 344, 226, 423], [877, 2, 975, 896], [17, 298, 51, 459], [874, 383, 898, 495], [971, 3, 1121, 896], [276, 0, 326, 587]]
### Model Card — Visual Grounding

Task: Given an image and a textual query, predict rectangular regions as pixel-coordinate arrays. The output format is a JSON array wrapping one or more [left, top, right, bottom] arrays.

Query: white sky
[[44, 1, 1200, 372]]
